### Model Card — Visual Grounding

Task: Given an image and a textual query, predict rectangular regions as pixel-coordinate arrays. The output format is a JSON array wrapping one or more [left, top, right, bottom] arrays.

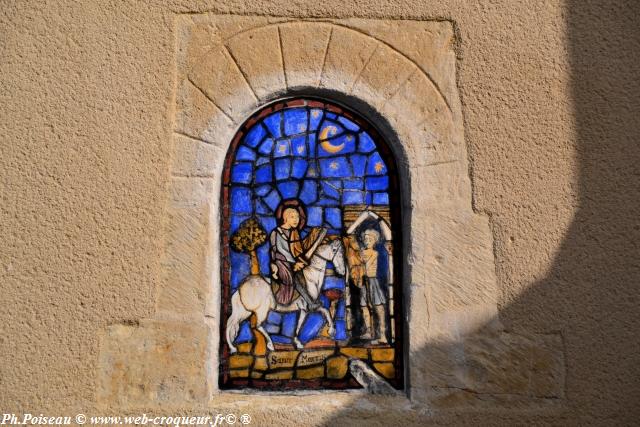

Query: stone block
[[253, 357, 268, 371], [424, 211, 498, 313], [265, 370, 293, 380], [422, 330, 565, 401], [228, 354, 253, 369], [296, 365, 325, 380], [340, 347, 369, 359], [326, 355, 348, 379], [336, 19, 458, 112], [319, 26, 377, 93], [157, 178, 214, 318], [236, 342, 253, 354], [188, 44, 257, 122], [229, 369, 250, 378], [280, 22, 332, 88], [97, 320, 208, 409], [373, 362, 395, 379], [170, 134, 222, 177], [226, 25, 286, 100], [371, 348, 395, 362], [350, 44, 415, 110], [174, 78, 236, 146]]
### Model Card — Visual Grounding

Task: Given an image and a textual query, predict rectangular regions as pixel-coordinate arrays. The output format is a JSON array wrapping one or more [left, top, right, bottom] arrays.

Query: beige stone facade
[[2, 1, 638, 425]]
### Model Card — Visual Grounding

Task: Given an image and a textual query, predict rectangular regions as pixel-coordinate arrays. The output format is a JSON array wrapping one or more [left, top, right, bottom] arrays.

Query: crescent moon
[[319, 125, 344, 154]]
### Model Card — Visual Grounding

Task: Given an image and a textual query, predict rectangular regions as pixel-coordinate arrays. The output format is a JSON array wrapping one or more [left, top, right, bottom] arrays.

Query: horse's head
[[320, 237, 346, 276]]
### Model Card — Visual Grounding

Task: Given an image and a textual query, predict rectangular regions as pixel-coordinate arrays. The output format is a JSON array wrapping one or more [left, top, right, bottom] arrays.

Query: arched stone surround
[[97, 15, 563, 412]]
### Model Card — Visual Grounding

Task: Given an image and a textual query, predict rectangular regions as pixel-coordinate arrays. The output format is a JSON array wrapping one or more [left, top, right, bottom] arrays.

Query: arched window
[[220, 98, 403, 390]]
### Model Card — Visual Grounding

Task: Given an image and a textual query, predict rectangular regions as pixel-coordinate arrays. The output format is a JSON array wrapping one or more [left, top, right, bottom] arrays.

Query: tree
[[230, 217, 267, 275]]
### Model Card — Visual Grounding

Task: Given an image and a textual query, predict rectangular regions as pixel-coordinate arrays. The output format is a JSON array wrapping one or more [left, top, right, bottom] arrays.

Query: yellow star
[[298, 123, 306, 132], [330, 161, 338, 170], [312, 110, 320, 118], [278, 144, 287, 153], [308, 168, 316, 176], [297, 145, 305, 154], [346, 135, 353, 141], [374, 161, 384, 173]]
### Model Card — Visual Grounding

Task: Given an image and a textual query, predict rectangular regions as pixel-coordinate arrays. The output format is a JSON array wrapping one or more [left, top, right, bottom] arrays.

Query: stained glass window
[[220, 98, 403, 390]]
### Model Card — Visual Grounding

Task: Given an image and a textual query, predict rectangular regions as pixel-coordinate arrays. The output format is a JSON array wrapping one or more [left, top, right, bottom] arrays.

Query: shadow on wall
[[326, 1, 640, 425]]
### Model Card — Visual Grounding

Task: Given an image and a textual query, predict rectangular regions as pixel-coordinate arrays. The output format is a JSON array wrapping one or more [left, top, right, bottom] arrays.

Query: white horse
[[226, 239, 346, 353]]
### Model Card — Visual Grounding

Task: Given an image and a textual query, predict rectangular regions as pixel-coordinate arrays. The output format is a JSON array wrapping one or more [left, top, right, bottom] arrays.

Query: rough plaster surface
[[1, 1, 638, 425]]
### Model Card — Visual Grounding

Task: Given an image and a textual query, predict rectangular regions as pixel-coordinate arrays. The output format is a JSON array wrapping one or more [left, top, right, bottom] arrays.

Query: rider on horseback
[[270, 199, 326, 310]]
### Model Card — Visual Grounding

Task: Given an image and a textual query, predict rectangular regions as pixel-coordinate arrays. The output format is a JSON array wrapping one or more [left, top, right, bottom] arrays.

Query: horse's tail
[[226, 292, 244, 353]]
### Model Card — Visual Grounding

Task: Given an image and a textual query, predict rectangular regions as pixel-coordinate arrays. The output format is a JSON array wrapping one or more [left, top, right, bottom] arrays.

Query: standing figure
[[360, 229, 388, 344], [270, 199, 325, 310]]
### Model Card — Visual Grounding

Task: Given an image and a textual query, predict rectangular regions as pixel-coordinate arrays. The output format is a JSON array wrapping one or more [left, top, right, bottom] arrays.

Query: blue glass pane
[[230, 251, 249, 290], [316, 197, 339, 207], [274, 158, 291, 180], [365, 191, 373, 205], [255, 184, 271, 196], [263, 112, 282, 138], [307, 206, 323, 226], [243, 124, 266, 148], [335, 299, 346, 319], [291, 135, 307, 156], [281, 313, 298, 337], [338, 116, 360, 132], [321, 181, 340, 199], [291, 159, 308, 179], [258, 215, 277, 234], [255, 164, 272, 183], [257, 243, 270, 275], [359, 131, 376, 152], [256, 156, 269, 166], [230, 187, 252, 213], [264, 323, 280, 334], [258, 137, 274, 155], [277, 181, 299, 199], [309, 109, 323, 130], [372, 192, 389, 205], [317, 133, 356, 157], [274, 139, 291, 157], [350, 154, 367, 176], [334, 319, 347, 341], [263, 189, 281, 211], [343, 190, 364, 205], [366, 151, 388, 175], [343, 178, 363, 190], [298, 313, 325, 343], [365, 176, 389, 191], [300, 180, 317, 204], [319, 157, 351, 178], [323, 276, 344, 291], [230, 214, 250, 233], [267, 311, 282, 324], [325, 207, 341, 228], [271, 335, 293, 344], [234, 320, 253, 344], [284, 108, 308, 135], [306, 163, 319, 178], [236, 145, 256, 161], [255, 199, 271, 215], [231, 163, 252, 184]]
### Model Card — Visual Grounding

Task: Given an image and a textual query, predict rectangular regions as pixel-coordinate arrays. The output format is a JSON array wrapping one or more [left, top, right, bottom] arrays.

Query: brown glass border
[[219, 97, 405, 391]]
